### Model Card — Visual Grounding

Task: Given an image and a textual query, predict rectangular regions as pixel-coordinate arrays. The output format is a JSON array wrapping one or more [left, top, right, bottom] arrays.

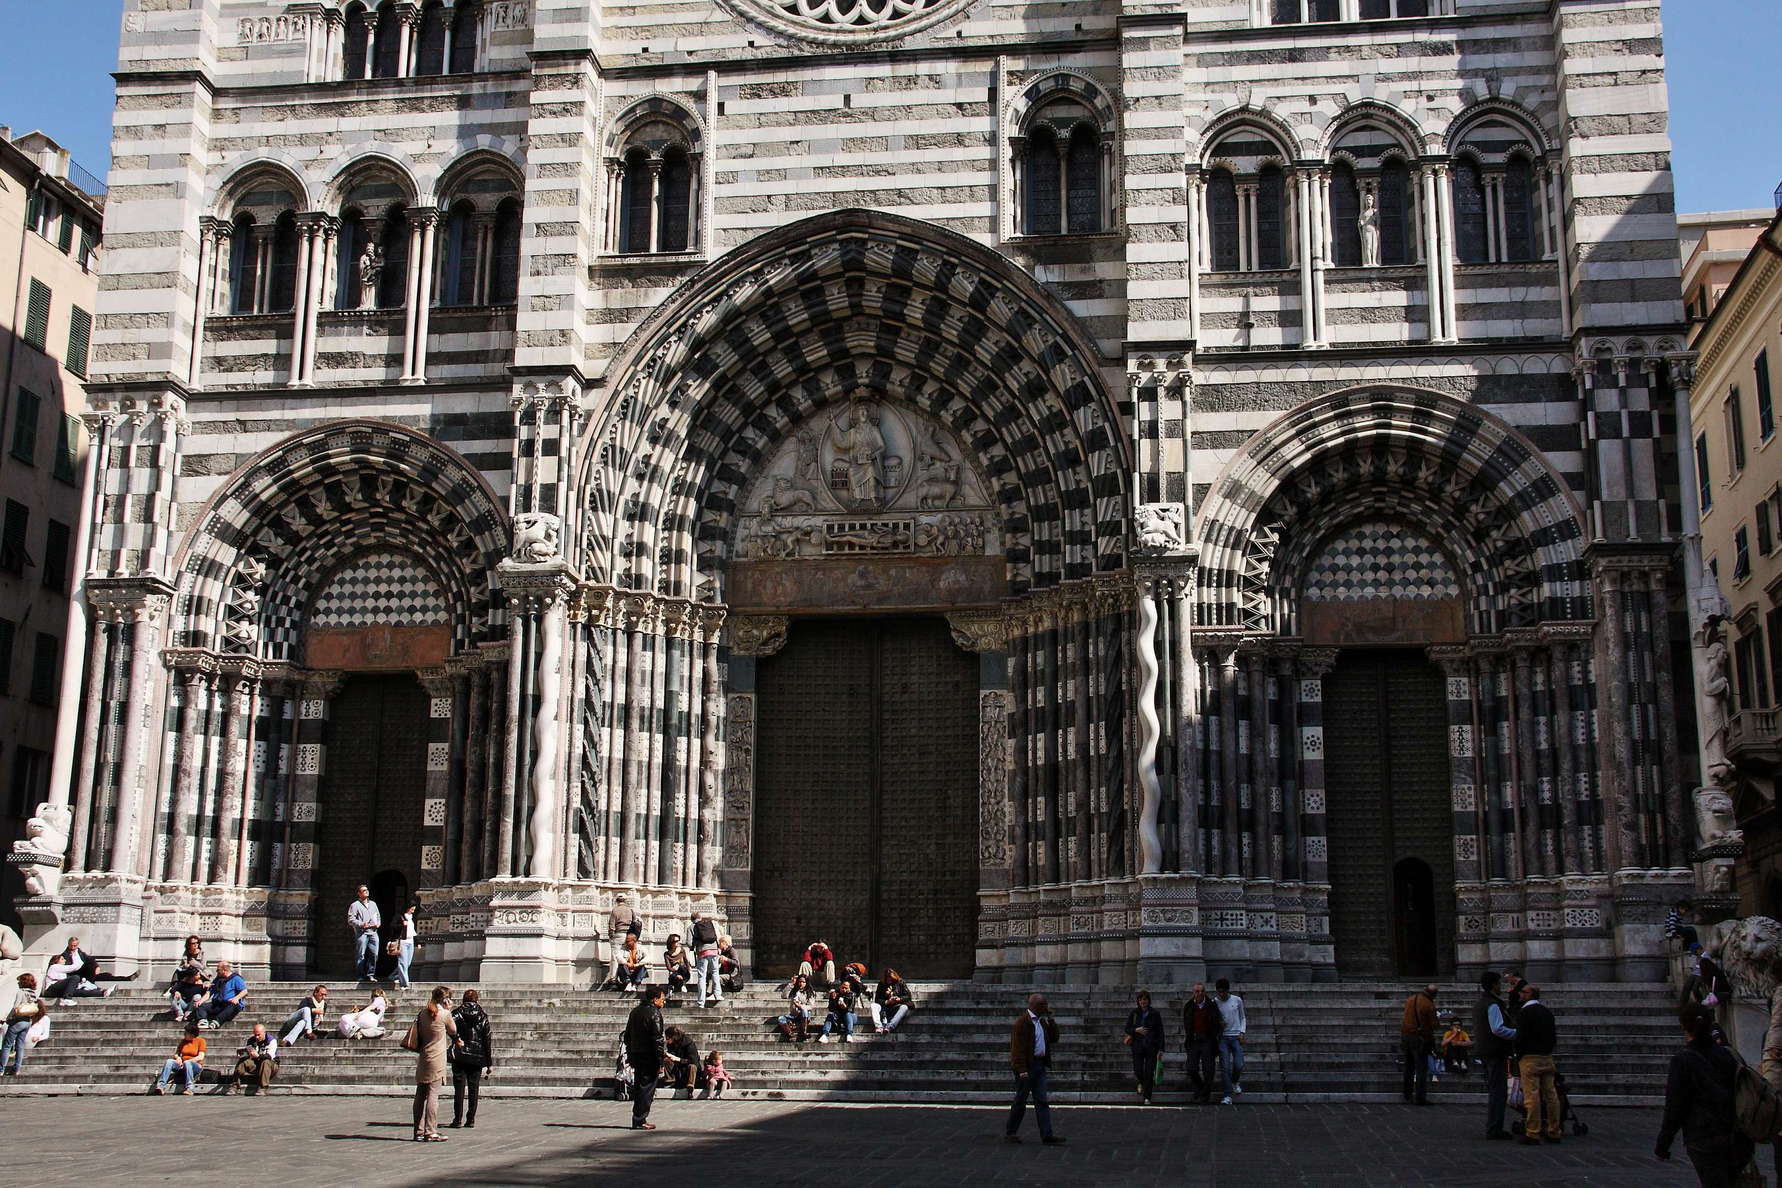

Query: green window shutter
[[42, 519, 69, 593], [22, 280, 49, 351], [56, 212, 74, 253], [1, 500, 28, 576], [23, 189, 40, 234], [0, 618, 16, 695], [11, 390, 39, 466], [66, 306, 90, 377], [28, 632, 57, 705], [52, 414, 79, 484], [78, 224, 96, 270]]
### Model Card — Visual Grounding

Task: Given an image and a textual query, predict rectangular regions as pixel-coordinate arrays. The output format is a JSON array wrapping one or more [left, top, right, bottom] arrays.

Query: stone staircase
[[0, 979, 1679, 1105]]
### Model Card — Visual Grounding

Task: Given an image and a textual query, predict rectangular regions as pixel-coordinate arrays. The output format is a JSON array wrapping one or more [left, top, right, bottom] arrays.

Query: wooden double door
[[752, 617, 979, 978]]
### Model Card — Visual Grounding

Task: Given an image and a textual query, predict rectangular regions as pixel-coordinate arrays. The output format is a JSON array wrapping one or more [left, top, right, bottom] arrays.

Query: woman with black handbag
[[448, 988, 494, 1128]]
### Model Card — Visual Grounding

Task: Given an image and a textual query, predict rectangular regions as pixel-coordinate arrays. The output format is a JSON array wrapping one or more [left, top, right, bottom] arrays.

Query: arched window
[[378, 202, 411, 307], [1014, 91, 1106, 237], [229, 213, 259, 314], [1330, 163, 1362, 268], [1023, 128, 1062, 236], [269, 212, 300, 313], [435, 161, 524, 305], [1502, 156, 1537, 262], [1256, 164, 1287, 271], [1208, 170, 1239, 273], [610, 113, 701, 255], [449, 1, 481, 74], [336, 209, 367, 308], [659, 149, 692, 253], [415, 2, 449, 77], [372, 2, 402, 79], [1453, 159, 1489, 265], [343, 3, 370, 79], [490, 198, 522, 305], [1066, 125, 1101, 234]]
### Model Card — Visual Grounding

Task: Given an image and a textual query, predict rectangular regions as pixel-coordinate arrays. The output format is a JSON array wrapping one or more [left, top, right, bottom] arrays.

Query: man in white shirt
[[1005, 992, 1064, 1144], [1215, 977, 1247, 1105], [347, 886, 381, 981]]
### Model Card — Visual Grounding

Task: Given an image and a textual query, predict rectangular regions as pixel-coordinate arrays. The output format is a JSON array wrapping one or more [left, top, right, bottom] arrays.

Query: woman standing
[[1124, 989, 1166, 1105], [395, 905, 418, 990], [411, 985, 461, 1141], [1656, 1004, 1756, 1186], [1, 973, 42, 1076], [448, 988, 493, 1128]]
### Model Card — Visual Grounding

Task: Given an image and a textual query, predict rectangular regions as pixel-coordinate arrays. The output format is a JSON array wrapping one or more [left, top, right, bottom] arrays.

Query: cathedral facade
[[16, 0, 1696, 984]]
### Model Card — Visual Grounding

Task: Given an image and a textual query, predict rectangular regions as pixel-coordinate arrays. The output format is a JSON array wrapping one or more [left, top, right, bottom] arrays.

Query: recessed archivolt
[[579, 209, 1131, 600]]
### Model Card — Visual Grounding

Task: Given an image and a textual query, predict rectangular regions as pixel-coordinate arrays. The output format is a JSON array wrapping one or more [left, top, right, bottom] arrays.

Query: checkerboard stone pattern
[[310, 551, 451, 628], [1300, 521, 1463, 602]]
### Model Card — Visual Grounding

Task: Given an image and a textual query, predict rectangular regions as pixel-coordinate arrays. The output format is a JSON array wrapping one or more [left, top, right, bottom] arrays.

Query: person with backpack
[[1657, 1004, 1758, 1186], [1513, 984, 1561, 1144], [448, 988, 494, 1128], [690, 911, 722, 1007]]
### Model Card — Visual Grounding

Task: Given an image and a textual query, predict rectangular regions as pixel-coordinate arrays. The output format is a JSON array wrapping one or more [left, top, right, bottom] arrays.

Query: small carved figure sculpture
[[760, 476, 817, 516], [1694, 784, 1743, 849], [915, 423, 962, 509], [512, 511, 562, 563], [1134, 502, 1187, 553]]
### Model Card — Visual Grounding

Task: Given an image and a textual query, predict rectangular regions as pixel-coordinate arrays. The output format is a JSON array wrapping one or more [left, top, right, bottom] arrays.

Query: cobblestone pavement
[[3, 1094, 1704, 1186]]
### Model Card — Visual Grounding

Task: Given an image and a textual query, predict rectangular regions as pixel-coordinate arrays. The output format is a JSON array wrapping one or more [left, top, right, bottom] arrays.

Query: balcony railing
[[1727, 707, 1782, 767]]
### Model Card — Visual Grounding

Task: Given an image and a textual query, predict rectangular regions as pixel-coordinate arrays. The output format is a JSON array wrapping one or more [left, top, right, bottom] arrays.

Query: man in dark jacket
[[624, 985, 668, 1129], [1007, 992, 1063, 1144], [1125, 990, 1165, 1105], [663, 1025, 701, 1091], [1658, 1004, 1756, 1184], [1513, 984, 1560, 1144], [1400, 984, 1438, 1105], [1475, 971, 1518, 1139], [1183, 982, 1224, 1104], [449, 988, 494, 1128]]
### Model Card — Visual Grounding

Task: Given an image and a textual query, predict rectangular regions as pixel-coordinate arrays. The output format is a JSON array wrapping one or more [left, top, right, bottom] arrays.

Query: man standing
[[1400, 983, 1439, 1105], [1515, 984, 1561, 1145], [222, 1023, 279, 1094], [607, 893, 640, 987], [1183, 982, 1224, 1105], [1475, 971, 1518, 1139], [690, 911, 722, 1008], [348, 886, 381, 981], [624, 984, 668, 1130], [1215, 978, 1246, 1105], [1006, 992, 1064, 1144]]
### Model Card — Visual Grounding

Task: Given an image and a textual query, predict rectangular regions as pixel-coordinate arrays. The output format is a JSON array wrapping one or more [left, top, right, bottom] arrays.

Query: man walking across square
[[1215, 978, 1246, 1105], [1006, 992, 1064, 1144], [625, 985, 668, 1130], [348, 885, 381, 982], [1183, 982, 1224, 1104], [1400, 983, 1439, 1105], [1515, 984, 1561, 1144]]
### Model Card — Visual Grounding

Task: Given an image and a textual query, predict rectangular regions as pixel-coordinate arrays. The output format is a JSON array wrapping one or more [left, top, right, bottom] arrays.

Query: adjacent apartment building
[[1685, 202, 1782, 916], [0, 130, 101, 931]]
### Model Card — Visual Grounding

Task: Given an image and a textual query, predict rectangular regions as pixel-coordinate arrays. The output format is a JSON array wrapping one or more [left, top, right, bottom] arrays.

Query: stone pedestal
[[18, 873, 149, 974], [1611, 867, 1695, 981], [1134, 873, 1205, 984]]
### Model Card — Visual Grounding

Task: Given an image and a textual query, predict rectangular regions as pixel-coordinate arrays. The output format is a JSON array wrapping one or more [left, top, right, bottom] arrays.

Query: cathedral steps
[[0, 980, 1679, 1106]]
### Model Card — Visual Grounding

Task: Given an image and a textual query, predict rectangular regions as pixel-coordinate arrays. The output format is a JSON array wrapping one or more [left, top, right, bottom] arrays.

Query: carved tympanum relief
[[736, 394, 999, 563]]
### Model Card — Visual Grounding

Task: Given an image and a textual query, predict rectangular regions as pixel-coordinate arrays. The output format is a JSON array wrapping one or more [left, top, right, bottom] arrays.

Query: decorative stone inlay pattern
[[1301, 520, 1463, 602], [296, 744, 322, 774], [724, 0, 977, 45], [430, 697, 453, 719], [427, 742, 450, 771], [421, 845, 444, 871], [979, 690, 1010, 865], [291, 801, 318, 823], [423, 798, 447, 826]]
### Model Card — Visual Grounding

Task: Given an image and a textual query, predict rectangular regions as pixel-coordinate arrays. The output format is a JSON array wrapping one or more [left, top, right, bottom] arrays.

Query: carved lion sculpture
[[15, 801, 71, 897], [513, 512, 562, 564], [1707, 915, 1782, 1000], [1134, 503, 1186, 553], [1694, 785, 1742, 849]]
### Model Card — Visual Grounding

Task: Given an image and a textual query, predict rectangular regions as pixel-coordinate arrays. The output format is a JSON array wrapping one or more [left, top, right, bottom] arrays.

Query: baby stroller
[[612, 1036, 636, 1101], [1510, 1067, 1589, 1138]]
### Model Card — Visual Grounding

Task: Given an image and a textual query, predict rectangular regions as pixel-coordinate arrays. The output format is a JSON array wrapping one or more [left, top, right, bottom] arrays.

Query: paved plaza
[[0, 1095, 1701, 1186]]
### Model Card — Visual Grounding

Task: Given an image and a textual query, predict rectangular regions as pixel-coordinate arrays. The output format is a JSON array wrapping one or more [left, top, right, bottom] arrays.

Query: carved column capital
[[727, 614, 789, 657], [416, 665, 455, 699], [1426, 645, 1472, 677], [947, 609, 1007, 653], [1297, 646, 1340, 680]]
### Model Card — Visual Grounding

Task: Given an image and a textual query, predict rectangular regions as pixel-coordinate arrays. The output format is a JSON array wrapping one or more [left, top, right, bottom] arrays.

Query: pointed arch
[[174, 421, 511, 659], [1194, 386, 1589, 634], [578, 209, 1130, 599]]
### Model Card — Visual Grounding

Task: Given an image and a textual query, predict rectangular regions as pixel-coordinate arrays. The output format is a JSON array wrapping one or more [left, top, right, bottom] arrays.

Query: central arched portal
[[578, 210, 1135, 982]]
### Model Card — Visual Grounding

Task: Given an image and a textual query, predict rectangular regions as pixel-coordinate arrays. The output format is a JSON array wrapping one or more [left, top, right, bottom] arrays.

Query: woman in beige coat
[[412, 985, 461, 1141]]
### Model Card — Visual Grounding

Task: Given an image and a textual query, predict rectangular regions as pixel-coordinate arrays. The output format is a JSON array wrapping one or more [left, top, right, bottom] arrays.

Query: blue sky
[[0, 0, 1776, 213]]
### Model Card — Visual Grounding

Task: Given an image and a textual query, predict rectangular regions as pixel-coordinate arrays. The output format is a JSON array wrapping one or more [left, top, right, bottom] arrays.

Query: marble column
[[110, 593, 170, 877], [282, 671, 344, 893], [419, 666, 456, 889], [210, 669, 257, 885], [408, 207, 441, 382], [528, 587, 568, 880]]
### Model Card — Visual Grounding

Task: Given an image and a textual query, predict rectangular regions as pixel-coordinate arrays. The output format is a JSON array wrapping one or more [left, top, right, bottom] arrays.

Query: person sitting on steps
[[152, 1021, 206, 1095], [800, 940, 836, 988], [195, 961, 248, 1029], [620, 935, 650, 991], [777, 974, 815, 1042], [280, 985, 329, 1045], [821, 981, 858, 1043], [338, 987, 388, 1038], [662, 934, 693, 995], [871, 969, 915, 1034], [220, 1023, 278, 1095], [663, 1025, 701, 1092]]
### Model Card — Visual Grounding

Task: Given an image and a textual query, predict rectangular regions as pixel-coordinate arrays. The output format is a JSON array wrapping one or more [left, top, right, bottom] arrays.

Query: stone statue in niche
[[833, 396, 891, 509], [1359, 186, 1381, 268], [1134, 502, 1187, 553], [1701, 626, 1734, 782], [358, 240, 385, 309], [513, 512, 562, 563]]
